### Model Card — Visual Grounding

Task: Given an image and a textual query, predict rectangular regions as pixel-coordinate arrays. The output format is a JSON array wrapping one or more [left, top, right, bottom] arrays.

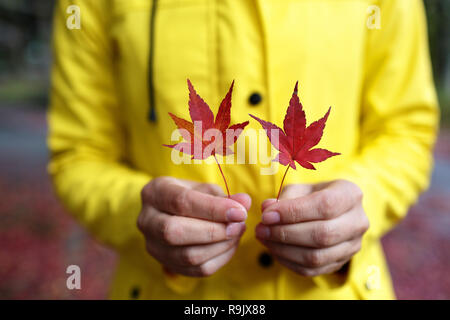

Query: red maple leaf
[[164, 79, 249, 197], [250, 81, 340, 200]]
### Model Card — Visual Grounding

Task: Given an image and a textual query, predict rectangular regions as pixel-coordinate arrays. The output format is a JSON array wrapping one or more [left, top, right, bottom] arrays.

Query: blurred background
[[0, 0, 449, 299]]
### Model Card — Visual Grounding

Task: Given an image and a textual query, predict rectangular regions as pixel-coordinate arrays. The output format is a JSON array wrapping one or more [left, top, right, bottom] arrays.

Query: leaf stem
[[214, 155, 230, 198], [277, 165, 290, 201]]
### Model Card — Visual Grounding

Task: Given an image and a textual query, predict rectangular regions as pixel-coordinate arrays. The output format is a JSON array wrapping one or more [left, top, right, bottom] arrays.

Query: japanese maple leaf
[[164, 79, 249, 197], [250, 81, 340, 200]]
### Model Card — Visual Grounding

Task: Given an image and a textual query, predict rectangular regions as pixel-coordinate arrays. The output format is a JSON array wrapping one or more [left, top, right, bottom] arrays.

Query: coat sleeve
[[47, 0, 151, 249], [333, 0, 439, 241]]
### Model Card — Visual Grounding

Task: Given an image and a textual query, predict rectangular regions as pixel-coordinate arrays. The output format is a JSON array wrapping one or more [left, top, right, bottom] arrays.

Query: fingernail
[[226, 223, 242, 238], [255, 224, 270, 239], [226, 207, 247, 222], [262, 211, 280, 224]]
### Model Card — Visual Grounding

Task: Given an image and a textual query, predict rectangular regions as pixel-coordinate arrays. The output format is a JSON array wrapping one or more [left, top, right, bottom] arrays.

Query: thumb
[[229, 193, 252, 212], [192, 183, 225, 197], [261, 198, 277, 212], [261, 184, 313, 212], [278, 183, 313, 201]]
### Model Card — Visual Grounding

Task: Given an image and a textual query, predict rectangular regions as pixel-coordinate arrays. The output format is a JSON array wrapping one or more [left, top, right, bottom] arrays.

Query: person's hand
[[255, 180, 369, 277], [138, 177, 250, 277]]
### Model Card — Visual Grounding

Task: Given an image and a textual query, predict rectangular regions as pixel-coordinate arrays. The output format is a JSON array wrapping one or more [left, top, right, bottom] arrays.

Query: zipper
[[148, 0, 158, 122]]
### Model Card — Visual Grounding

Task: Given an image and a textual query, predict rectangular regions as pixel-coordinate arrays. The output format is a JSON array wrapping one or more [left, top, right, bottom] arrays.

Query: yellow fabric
[[48, 0, 439, 300]]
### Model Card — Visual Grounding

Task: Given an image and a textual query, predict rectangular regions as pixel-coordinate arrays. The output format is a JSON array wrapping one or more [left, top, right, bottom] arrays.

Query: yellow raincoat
[[48, 0, 439, 299]]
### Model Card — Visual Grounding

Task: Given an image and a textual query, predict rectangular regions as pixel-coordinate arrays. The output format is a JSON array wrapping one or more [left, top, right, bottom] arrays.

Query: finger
[[255, 207, 367, 247], [164, 244, 238, 277], [259, 238, 361, 268], [230, 193, 252, 212], [146, 207, 246, 245], [275, 255, 349, 277], [149, 237, 241, 267], [261, 180, 362, 225], [148, 177, 248, 222], [261, 198, 277, 212]]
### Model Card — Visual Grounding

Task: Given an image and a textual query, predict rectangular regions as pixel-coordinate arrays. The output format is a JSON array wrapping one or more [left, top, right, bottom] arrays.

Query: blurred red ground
[[0, 106, 449, 299]]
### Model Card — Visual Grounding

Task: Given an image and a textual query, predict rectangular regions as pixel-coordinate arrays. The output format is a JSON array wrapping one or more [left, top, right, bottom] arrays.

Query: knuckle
[[274, 226, 289, 243], [172, 188, 190, 214], [306, 250, 325, 267], [140, 186, 147, 203], [199, 183, 222, 196], [353, 240, 362, 255], [156, 176, 171, 185], [353, 184, 364, 202], [297, 267, 318, 277], [283, 184, 294, 191], [151, 176, 165, 191], [140, 182, 153, 204], [143, 177, 172, 205], [197, 183, 209, 191], [180, 248, 202, 266], [319, 190, 337, 219], [312, 222, 335, 247], [361, 215, 370, 233], [202, 184, 214, 194], [137, 212, 146, 233], [197, 264, 214, 277], [161, 217, 182, 245], [357, 213, 370, 236]]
